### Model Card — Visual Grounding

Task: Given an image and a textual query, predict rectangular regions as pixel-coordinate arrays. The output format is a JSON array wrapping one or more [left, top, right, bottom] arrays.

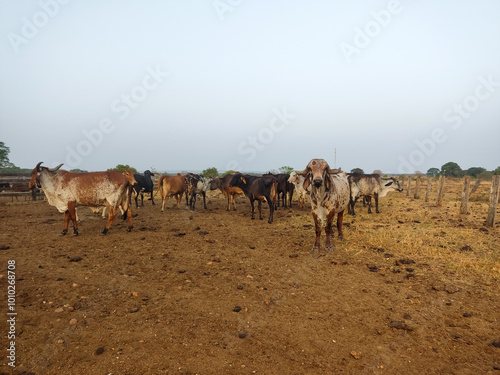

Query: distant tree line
[[427, 162, 500, 179]]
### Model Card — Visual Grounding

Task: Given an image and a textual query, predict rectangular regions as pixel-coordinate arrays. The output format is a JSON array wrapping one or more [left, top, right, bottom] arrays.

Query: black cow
[[229, 174, 278, 223], [264, 173, 294, 208], [133, 170, 155, 208]]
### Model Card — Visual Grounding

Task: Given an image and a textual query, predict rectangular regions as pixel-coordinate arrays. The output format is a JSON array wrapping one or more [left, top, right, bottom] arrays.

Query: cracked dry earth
[[0, 190, 499, 375]]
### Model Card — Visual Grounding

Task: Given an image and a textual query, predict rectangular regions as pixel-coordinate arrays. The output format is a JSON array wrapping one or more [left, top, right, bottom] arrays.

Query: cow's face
[[210, 178, 221, 190], [303, 159, 331, 190], [122, 169, 138, 186], [28, 162, 63, 189], [288, 172, 299, 184], [28, 166, 41, 189], [384, 177, 403, 192], [144, 170, 155, 177]]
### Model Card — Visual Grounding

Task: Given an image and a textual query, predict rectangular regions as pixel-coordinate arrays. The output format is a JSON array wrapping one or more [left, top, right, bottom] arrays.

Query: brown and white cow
[[288, 171, 311, 209], [28, 162, 137, 236], [156, 173, 187, 211], [298, 159, 350, 252], [347, 173, 403, 215]]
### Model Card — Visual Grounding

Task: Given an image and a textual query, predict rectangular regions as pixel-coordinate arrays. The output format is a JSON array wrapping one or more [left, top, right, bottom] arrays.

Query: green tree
[[493, 166, 500, 175], [350, 168, 364, 174], [108, 164, 137, 174], [279, 166, 294, 174], [440, 162, 462, 177], [0, 141, 14, 168], [426, 168, 440, 177], [222, 170, 237, 177], [202, 167, 219, 178], [465, 167, 486, 178]]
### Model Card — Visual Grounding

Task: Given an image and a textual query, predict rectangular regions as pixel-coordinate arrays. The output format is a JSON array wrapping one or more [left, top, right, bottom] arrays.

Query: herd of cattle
[[28, 160, 403, 252]]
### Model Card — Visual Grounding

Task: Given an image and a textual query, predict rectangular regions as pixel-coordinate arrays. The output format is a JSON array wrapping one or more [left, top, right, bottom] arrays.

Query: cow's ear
[[385, 181, 393, 187], [302, 174, 311, 190], [241, 177, 246, 184], [325, 175, 331, 191]]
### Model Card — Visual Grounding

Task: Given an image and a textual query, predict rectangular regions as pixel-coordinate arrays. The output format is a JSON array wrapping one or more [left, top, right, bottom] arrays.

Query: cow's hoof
[[325, 246, 334, 253], [100, 229, 109, 236], [127, 226, 133, 232], [310, 247, 319, 253], [60, 230, 67, 236], [73, 230, 79, 236]]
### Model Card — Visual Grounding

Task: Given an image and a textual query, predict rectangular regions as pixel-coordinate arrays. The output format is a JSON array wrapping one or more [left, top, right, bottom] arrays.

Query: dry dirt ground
[[1, 181, 499, 375]]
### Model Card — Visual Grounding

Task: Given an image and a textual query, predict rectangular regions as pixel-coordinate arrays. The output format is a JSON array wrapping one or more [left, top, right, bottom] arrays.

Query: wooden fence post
[[460, 176, 470, 214], [472, 178, 481, 193], [436, 175, 446, 207], [414, 177, 421, 199], [425, 178, 432, 202], [486, 175, 500, 227], [406, 178, 411, 197]]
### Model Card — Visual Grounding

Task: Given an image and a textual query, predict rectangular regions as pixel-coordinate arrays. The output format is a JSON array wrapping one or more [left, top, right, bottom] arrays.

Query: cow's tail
[[155, 177, 164, 198], [269, 180, 278, 204]]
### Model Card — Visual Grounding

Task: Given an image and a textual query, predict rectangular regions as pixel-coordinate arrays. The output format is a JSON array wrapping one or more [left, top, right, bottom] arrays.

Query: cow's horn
[[327, 167, 341, 174], [35, 162, 44, 172], [296, 168, 309, 176], [48, 163, 63, 172]]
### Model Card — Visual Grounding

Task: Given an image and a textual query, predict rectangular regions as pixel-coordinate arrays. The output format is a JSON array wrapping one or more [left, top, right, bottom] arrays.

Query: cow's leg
[[374, 193, 380, 213], [202, 192, 207, 209], [102, 204, 117, 235], [231, 194, 237, 211], [267, 197, 274, 224], [324, 210, 336, 252], [337, 210, 345, 241], [311, 212, 321, 253], [141, 192, 145, 207], [61, 210, 70, 236], [185, 191, 189, 206], [258, 200, 263, 220], [250, 199, 255, 219], [367, 196, 372, 214], [226, 194, 230, 211], [68, 201, 78, 236], [161, 195, 166, 212], [150, 191, 155, 205], [349, 197, 357, 216], [125, 207, 133, 231]]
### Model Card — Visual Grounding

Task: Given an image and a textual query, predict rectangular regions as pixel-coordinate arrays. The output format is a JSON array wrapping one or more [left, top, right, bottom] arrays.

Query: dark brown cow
[[156, 173, 187, 211], [211, 174, 244, 211], [229, 174, 278, 223], [298, 159, 350, 252], [264, 173, 294, 208], [28, 162, 137, 236]]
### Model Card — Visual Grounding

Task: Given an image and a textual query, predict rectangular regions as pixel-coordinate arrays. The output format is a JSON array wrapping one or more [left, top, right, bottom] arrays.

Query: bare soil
[[1, 187, 499, 375]]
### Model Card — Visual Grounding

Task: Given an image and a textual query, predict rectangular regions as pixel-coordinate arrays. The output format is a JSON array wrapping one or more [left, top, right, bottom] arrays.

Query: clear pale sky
[[1, 0, 499, 174]]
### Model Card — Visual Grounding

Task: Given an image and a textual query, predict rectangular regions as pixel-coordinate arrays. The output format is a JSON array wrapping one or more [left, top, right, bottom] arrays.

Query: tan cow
[[156, 173, 187, 211]]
